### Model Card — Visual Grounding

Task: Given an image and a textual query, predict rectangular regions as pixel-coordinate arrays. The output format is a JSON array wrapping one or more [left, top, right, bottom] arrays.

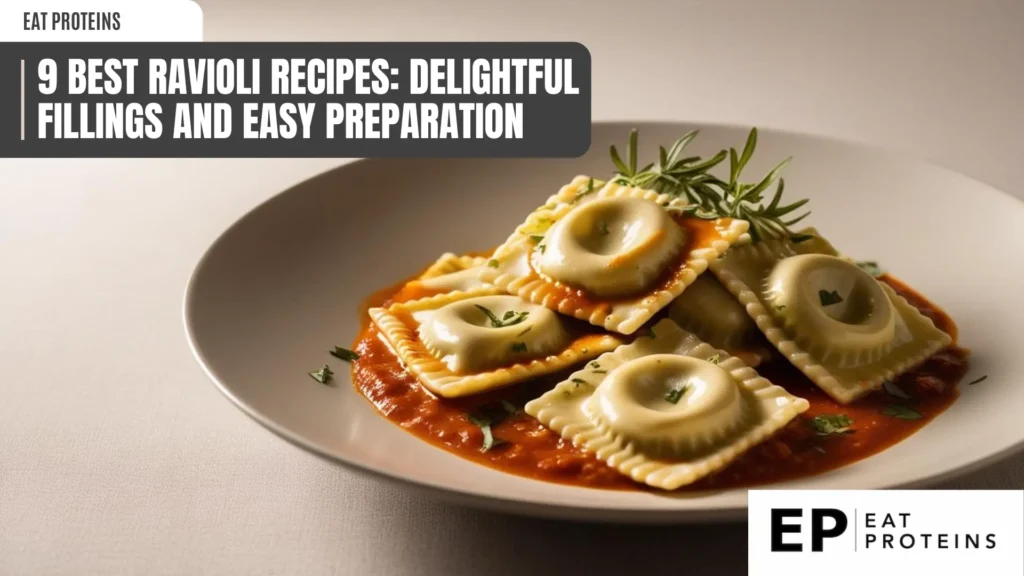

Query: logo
[[749, 490, 1023, 576], [770, 508, 848, 552]]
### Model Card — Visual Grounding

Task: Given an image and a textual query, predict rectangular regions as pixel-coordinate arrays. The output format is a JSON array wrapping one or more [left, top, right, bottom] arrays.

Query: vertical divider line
[[21, 59, 25, 141]]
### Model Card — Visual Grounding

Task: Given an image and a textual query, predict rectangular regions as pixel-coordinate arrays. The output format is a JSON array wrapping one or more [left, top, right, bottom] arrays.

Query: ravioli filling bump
[[526, 319, 809, 490], [537, 196, 686, 297], [369, 289, 622, 398], [480, 176, 749, 335], [711, 233, 951, 404]]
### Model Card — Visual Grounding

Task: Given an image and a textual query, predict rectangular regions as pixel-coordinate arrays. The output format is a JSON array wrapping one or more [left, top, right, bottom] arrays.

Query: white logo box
[[749, 490, 1024, 576]]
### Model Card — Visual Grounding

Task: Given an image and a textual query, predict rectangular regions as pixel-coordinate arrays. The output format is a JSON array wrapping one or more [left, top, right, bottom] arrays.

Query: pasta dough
[[525, 318, 808, 490], [480, 176, 749, 335], [666, 274, 771, 366], [369, 288, 623, 398], [417, 252, 493, 293], [710, 229, 952, 403]]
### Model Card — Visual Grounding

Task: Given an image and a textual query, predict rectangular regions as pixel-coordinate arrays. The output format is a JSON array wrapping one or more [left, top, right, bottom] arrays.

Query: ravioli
[[525, 319, 808, 490], [666, 274, 772, 366], [479, 176, 749, 335], [417, 252, 493, 293], [369, 289, 623, 398], [709, 228, 952, 403]]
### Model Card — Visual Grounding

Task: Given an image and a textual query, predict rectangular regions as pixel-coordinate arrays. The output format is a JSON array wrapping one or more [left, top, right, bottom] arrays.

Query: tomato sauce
[[350, 261, 970, 492]]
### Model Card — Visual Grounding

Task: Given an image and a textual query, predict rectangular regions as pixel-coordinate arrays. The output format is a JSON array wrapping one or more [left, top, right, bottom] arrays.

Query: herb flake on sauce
[[330, 346, 360, 362], [807, 414, 853, 436], [881, 405, 922, 420]]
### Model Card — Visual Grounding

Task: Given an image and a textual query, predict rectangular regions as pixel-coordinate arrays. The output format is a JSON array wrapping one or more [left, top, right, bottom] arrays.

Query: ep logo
[[771, 508, 848, 552]]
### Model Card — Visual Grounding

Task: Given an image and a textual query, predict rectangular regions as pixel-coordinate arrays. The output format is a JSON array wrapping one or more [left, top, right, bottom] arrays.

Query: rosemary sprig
[[608, 128, 811, 242], [610, 129, 727, 211]]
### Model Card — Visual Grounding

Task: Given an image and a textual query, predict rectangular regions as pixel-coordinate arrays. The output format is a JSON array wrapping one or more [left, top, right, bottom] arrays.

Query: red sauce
[[350, 262, 970, 491]]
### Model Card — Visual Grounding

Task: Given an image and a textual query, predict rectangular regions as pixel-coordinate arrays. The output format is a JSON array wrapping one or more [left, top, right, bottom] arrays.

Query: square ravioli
[[709, 228, 952, 404], [525, 318, 808, 490], [479, 176, 749, 335], [391, 252, 496, 303], [369, 288, 623, 398]]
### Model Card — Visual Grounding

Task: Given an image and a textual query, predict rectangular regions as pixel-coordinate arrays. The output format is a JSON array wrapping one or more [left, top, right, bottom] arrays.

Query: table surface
[[3, 0, 1023, 574]]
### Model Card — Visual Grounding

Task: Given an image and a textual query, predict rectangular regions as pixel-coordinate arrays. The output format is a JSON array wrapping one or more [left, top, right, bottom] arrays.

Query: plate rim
[[183, 120, 1024, 523]]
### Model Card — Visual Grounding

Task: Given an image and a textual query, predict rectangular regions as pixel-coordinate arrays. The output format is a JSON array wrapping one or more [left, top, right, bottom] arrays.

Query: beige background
[[2, 0, 1022, 574]]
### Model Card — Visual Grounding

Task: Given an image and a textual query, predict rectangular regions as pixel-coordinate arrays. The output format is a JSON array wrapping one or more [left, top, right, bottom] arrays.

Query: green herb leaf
[[571, 378, 589, 388], [467, 402, 520, 452], [474, 304, 503, 327], [706, 354, 721, 365], [856, 261, 885, 278], [664, 384, 689, 404], [308, 365, 334, 385], [818, 290, 844, 307], [486, 259, 499, 268], [968, 375, 988, 386], [645, 325, 657, 339], [882, 380, 912, 400], [467, 414, 502, 452], [592, 370, 607, 374], [529, 235, 545, 244], [881, 405, 923, 420], [474, 304, 529, 328], [807, 414, 854, 436], [536, 244, 546, 254], [330, 347, 360, 362], [572, 178, 597, 203], [589, 361, 600, 369], [510, 342, 528, 353], [790, 234, 816, 244]]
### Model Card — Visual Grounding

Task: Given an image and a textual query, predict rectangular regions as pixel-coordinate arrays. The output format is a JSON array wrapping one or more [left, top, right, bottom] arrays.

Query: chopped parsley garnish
[[571, 178, 597, 203], [882, 380, 912, 400], [856, 261, 885, 278], [466, 402, 520, 452], [968, 375, 988, 386], [592, 370, 607, 374], [881, 405, 922, 420], [486, 259, 499, 268], [598, 221, 609, 235], [474, 304, 529, 328], [571, 378, 589, 388], [510, 342, 528, 353], [645, 325, 657, 339], [775, 304, 787, 311], [589, 361, 600, 369], [330, 346, 360, 362], [706, 354, 721, 365], [308, 365, 334, 385], [517, 326, 532, 337], [818, 289, 844, 307], [529, 234, 545, 244], [664, 384, 689, 404], [790, 233, 816, 244], [467, 413, 504, 452], [536, 243, 546, 254], [807, 414, 853, 436]]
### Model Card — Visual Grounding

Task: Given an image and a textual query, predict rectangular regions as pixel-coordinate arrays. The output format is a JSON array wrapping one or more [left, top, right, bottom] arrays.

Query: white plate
[[184, 122, 1024, 523]]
